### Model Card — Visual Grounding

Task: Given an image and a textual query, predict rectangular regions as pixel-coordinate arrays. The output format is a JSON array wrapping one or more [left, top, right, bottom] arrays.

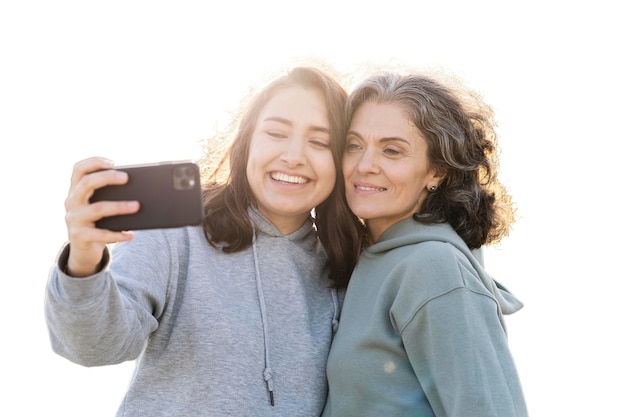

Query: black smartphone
[[90, 161, 204, 231]]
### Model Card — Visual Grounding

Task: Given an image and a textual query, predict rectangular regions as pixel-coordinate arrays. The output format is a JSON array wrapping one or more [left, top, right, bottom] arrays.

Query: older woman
[[323, 71, 528, 417]]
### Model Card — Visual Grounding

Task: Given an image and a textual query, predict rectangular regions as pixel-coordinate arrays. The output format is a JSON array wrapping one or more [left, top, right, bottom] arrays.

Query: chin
[[350, 208, 379, 220]]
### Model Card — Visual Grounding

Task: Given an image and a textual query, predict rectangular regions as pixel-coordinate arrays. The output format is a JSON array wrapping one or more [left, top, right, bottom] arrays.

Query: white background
[[1, 1, 624, 415]]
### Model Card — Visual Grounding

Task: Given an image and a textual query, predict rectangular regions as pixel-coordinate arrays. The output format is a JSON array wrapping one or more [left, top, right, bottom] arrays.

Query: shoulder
[[385, 243, 474, 329], [384, 240, 476, 302], [394, 240, 470, 283]]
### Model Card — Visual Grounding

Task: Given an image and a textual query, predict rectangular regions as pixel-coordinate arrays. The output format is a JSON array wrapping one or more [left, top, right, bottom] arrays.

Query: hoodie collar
[[249, 206, 315, 242]]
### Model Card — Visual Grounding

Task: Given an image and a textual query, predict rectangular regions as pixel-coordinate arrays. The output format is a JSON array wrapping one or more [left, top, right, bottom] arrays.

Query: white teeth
[[271, 172, 308, 184], [357, 185, 385, 191]]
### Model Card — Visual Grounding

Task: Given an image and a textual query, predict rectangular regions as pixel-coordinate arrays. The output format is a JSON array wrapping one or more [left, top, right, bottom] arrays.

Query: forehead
[[258, 86, 329, 126], [350, 101, 416, 137]]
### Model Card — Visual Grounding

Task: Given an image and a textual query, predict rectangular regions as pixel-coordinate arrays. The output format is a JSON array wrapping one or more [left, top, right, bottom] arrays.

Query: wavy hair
[[199, 66, 361, 286], [346, 71, 515, 248]]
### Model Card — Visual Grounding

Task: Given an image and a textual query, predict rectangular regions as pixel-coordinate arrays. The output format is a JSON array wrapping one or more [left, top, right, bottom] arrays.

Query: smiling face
[[343, 101, 443, 242], [246, 86, 336, 234]]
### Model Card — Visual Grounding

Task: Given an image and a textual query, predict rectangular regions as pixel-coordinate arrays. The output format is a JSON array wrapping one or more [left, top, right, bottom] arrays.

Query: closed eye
[[309, 138, 330, 148], [267, 130, 287, 139]]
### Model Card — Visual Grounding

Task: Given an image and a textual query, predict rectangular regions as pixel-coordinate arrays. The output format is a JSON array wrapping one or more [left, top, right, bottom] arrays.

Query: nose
[[280, 137, 306, 168], [355, 148, 380, 174]]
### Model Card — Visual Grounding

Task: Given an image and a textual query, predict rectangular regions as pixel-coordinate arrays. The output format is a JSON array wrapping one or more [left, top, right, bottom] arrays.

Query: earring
[[429, 185, 437, 192]]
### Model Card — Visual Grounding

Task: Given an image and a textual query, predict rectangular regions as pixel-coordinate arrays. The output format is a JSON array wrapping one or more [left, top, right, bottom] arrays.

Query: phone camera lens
[[173, 165, 196, 190], [182, 178, 194, 189]]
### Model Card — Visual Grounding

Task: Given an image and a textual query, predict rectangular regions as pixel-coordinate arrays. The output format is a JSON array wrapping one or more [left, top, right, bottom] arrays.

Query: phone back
[[90, 161, 204, 231]]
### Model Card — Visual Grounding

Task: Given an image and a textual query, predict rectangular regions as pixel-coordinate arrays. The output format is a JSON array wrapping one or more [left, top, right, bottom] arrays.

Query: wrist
[[59, 244, 109, 278]]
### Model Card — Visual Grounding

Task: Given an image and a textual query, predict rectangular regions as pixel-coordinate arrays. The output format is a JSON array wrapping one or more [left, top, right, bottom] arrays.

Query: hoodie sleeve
[[44, 230, 174, 366], [390, 243, 528, 417]]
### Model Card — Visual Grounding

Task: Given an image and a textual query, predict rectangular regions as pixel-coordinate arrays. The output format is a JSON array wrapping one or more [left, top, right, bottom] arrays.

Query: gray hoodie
[[45, 208, 341, 416], [323, 218, 527, 417]]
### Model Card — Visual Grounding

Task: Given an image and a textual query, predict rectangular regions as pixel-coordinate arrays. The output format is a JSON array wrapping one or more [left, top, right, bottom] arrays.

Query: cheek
[[245, 153, 254, 180], [245, 150, 263, 192], [311, 154, 336, 196], [342, 156, 355, 178], [246, 137, 268, 175], [321, 157, 337, 186]]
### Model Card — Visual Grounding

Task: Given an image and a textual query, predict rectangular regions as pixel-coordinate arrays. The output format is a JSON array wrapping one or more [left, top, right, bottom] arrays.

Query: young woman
[[45, 66, 360, 416], [323, 71, 528, 417]]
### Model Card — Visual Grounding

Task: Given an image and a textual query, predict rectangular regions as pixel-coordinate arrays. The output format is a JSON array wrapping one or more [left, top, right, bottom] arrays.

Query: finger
[[65, 200, 140, 229], [69, 157, 115, 190], [65, 168, 130, 211], [89, 200, 141, 225], [69, 223, 135, 247]]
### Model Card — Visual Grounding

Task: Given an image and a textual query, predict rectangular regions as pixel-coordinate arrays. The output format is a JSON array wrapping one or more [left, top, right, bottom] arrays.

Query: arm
[[44, 230, 172, 366], [44, 157, 164, 366]]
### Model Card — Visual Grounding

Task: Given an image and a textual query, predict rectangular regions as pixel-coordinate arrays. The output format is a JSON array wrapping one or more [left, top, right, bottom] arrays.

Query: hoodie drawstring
[[252, 230, 275, 406], [331, 287, 340, 333]]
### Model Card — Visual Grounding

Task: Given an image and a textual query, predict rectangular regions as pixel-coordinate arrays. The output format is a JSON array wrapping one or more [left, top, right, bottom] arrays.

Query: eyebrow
[[264, 116, 330, 134], [347, 130, 410, 144]]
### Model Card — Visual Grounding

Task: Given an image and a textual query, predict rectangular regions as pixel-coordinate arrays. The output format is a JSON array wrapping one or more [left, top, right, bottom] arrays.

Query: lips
[[355, 184, 386, 192], [354, 182, 386, 192], [271, 171, 309, 184]]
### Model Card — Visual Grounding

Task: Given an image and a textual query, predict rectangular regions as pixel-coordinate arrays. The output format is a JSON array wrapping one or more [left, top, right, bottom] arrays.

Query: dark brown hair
[[199, 66, 361, 286], [346, 71, 515, 248]]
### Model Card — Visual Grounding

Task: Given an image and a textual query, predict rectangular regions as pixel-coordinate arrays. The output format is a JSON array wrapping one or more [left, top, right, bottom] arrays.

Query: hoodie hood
[[366, 218, 523, 316]]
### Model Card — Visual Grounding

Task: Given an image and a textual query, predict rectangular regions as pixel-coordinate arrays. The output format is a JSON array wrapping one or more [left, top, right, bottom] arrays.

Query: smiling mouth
[[355, 184, 386, 192], [271, 172, 309, 184]]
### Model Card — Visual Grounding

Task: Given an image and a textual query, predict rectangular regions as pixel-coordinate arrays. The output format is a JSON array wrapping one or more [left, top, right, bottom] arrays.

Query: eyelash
[[345, 143, 361, 152], [267, 131, 287, 139], [310, 139, 330, 148], [267, 131, 330, 148], [383, 148, 401, 156], [345, 142, 403, 157]]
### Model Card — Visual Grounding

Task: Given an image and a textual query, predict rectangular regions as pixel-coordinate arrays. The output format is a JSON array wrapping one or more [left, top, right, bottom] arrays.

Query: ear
[[426, 167, 446, 190]]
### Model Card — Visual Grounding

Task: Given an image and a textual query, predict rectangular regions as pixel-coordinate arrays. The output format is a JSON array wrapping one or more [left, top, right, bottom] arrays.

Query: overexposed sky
[[1, 1, 624, 415]]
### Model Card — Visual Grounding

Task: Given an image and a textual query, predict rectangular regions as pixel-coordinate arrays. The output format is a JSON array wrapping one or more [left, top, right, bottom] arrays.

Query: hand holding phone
[[89, 161, 204, 231]]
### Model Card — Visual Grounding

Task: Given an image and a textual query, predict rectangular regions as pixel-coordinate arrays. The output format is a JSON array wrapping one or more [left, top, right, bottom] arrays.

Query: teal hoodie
[[323, 218, 527, 417]]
